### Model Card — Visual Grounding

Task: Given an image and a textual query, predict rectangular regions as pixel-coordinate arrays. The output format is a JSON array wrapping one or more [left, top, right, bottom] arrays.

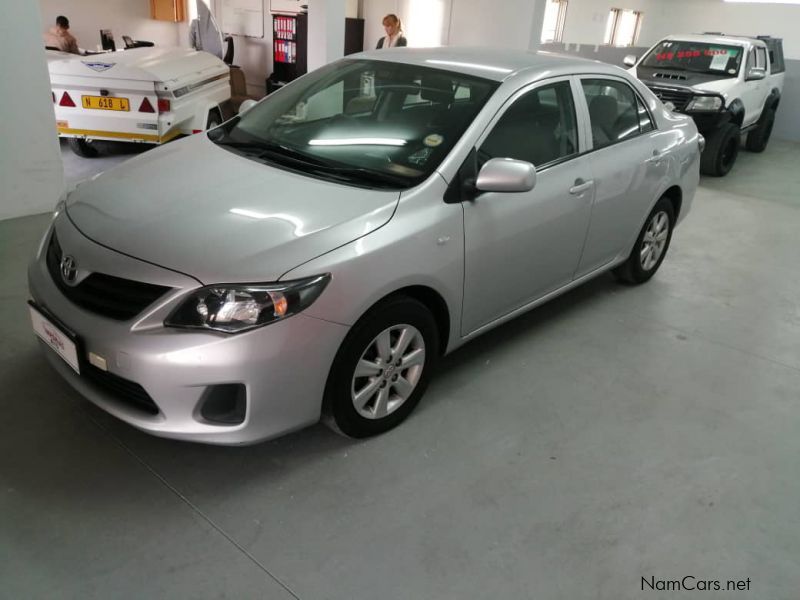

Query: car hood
[[636, 66, 736, 95], [66, 135, 400, 284]]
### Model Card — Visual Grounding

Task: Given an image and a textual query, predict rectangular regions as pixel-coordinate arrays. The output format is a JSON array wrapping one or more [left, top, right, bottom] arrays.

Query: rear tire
[[745, 108, 775, 153], [613, 196, 675, 285], [324, 297, 439, 438], [67, 137, 100, 158], [700, 123, 740, 177]]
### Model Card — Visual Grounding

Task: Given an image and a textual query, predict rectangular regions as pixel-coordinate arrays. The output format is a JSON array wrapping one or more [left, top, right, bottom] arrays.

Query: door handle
[[569, 178, 594, 195]]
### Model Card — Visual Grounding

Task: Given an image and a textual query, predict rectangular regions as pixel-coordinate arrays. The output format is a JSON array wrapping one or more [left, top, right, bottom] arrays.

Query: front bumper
[[684, 111, 732, 135], [28, 216, 349, 445]]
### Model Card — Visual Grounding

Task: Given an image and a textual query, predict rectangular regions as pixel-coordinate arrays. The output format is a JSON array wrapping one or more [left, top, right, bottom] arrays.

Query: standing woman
[[376, 14, 407, 49]]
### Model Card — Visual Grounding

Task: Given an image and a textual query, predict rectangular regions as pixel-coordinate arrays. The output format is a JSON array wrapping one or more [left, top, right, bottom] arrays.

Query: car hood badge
[[60, 255, 78, 285]]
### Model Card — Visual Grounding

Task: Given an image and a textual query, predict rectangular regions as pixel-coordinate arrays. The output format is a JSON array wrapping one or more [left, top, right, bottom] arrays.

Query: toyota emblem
[[60, 255, 78, 285]]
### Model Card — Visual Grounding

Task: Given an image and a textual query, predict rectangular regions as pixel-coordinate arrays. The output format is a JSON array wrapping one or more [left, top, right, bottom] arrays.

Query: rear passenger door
[[573, 77, 667, 277], [461, 78, 594, 335]]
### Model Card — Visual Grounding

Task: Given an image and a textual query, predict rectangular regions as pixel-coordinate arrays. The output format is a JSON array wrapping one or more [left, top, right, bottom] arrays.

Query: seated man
[[44, 15, 80, 54]]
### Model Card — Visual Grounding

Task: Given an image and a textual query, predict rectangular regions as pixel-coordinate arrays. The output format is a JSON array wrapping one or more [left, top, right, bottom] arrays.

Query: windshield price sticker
[[710, 50, 734, 71]]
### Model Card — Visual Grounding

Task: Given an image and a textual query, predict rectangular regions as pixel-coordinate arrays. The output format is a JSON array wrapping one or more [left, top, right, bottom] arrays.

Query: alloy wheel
[[351, 324, 426, 420], [640, 210, 670, 271]]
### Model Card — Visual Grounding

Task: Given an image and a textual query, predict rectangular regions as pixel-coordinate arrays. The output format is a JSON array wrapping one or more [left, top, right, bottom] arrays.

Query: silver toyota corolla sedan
[[29, 48, 701, 444]]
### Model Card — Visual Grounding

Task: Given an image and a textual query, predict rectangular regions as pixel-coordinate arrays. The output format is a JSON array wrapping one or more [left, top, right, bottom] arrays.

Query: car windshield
[[640, 41, 744, 77], [212, 59, 498, 189]]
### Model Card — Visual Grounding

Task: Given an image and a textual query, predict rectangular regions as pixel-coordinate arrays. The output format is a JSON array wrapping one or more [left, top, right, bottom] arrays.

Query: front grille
[[82, 363, 160, 415], [46, 231, 172, 320], [645, 85, 693, 111]]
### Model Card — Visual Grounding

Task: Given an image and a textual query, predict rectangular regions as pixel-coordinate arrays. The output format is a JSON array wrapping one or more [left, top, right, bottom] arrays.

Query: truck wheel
[[745, 108, 775, 153], [67, 138, 100, 158], [700, 123, 740, 177]]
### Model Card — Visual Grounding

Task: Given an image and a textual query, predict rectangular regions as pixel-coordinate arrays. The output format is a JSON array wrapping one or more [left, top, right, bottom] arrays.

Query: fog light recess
[[198, 384, 246, 425]]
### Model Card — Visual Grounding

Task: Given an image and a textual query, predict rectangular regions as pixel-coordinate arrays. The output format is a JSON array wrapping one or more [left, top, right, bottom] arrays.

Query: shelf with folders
[[273, 14, 298, 64], [268, 13, 307, 94]]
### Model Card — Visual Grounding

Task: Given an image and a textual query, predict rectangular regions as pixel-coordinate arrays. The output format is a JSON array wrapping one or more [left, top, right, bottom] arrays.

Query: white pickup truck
[[48, 47, 230, 157], [626, 34, 785, 176]]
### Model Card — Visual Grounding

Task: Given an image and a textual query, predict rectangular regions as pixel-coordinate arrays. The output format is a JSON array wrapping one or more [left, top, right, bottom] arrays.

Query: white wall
[[364, 0, 546, 51], [1, 2, 63, 220], [308, 0, 346, 70], [639, 0, 800, 59], [39, 0, 180, 52], [561, 0, 661, 47], [449, 0, 539, 48], [558, 0, 799, 59]]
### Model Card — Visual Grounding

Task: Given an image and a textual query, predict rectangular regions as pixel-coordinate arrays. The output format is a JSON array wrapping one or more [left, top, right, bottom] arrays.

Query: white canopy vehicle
[[626, 34, 785, 176], [48, 47, 230, 157]]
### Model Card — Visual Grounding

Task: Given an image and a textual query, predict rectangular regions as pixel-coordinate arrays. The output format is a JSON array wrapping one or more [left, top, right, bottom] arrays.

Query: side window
[[581, 78, 649, 149], [745, 48, 756, 73], [479, 81, 578, 168], [756, 47, 767, 70]]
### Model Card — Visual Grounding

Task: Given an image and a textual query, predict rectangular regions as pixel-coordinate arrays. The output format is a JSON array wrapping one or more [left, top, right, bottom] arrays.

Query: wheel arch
[[365, 285, 451, 357], [661, 185, 683, 221], [766, 88, 781, 111], [727, 99, 745, 127]]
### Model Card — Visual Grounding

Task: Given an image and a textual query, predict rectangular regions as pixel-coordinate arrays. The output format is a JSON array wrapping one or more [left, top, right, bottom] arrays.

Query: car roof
[[345, 46, 616, 82], [661, 34, 758, 47]]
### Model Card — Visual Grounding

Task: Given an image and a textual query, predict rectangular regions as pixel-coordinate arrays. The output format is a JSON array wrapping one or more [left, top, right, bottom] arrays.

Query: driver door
[[461, 77, 594, 335], [740, 47, 769, 127]]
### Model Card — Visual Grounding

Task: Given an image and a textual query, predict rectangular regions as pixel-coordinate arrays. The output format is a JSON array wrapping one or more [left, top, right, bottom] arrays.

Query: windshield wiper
[[215, 139, 332, 167], [307, 165, 410, 188], [215, 138, 410, 188]]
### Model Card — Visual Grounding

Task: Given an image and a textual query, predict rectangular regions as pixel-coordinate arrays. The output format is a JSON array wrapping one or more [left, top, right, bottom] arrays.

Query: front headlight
[[165, 274, 330, 333], [685, 95, 724, 112]]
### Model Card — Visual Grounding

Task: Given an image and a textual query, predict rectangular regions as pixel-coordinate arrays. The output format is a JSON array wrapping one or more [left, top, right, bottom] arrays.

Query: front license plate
[[81, 95, 130, 111], [29, 305, 80, 374]]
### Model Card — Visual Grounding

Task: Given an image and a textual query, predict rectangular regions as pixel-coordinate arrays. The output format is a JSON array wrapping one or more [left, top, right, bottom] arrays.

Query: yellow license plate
[[81, 96, 130, 111]]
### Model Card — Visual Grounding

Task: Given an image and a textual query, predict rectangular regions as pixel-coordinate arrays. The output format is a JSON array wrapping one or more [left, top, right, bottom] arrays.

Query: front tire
[[67, 137, 100, 158], [745, 108, 775, 153], [324, 297, 439, 438], [613, 196, 675, 285], [700, 123, 740, 177]]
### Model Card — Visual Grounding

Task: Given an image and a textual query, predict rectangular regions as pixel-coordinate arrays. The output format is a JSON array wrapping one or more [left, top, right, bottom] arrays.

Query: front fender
[[281, 176, 465, 354], [727, 98, 746, 127]]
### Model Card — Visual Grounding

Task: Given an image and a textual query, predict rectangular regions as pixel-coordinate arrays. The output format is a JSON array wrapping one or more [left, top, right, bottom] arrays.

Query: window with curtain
[[540, 0, 568, 44], [603, 8, 643, 47]]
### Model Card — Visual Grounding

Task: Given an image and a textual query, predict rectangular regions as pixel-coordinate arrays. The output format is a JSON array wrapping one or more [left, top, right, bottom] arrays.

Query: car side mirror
[[475, 158, 537, 194], [623, 54, 637, 67], [746, 67, 766, 81], [238, 99, 258, 115]]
